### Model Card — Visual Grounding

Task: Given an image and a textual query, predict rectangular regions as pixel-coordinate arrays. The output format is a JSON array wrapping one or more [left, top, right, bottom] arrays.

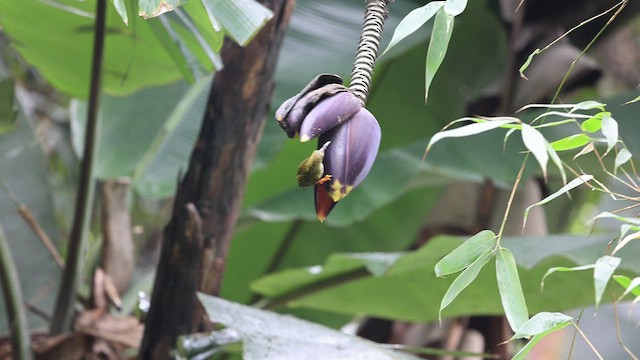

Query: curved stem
[[50, 0, 106, 335], [349, 0, 392, 105], [0, 224, 33, 360]]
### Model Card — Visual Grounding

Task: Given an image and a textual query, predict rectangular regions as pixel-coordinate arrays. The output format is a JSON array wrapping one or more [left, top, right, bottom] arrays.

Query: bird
[[296, 141, 332, 188]]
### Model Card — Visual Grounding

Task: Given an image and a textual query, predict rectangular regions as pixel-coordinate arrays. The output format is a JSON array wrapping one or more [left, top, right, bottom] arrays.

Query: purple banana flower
[[315, 108, 381, 221], [275, 74, 381, 221]]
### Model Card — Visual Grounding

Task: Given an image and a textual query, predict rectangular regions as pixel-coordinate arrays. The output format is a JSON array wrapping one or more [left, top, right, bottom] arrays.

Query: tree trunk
[[139, 1, 296, 358]]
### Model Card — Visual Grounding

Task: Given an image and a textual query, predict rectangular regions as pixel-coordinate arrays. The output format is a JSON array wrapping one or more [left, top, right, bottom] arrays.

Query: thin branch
[[0, 181, 64, 268], [0, 224, 33, 360], [612, 293, 639, 360], [567, 306, 586, 360], [50, 0, 106, 335], [573, 322, 604, 360], [549, 0, 627, 105], [497, 154, 528, 240]]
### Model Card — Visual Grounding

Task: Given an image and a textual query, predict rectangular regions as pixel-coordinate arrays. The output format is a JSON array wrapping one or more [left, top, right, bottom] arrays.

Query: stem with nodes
[[349, 0, 393, 105]]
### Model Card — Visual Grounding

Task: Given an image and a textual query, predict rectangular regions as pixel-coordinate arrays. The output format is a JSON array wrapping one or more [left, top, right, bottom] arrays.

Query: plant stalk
[[349, 0, 392, 105], [0, 224, 33, 360], [50, 0, 106, 335]]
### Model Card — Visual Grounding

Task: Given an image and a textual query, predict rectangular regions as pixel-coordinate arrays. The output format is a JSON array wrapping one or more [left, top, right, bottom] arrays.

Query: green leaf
[[546, 142, 566, 184], [435, 230, 496, 277], [138, 0, 186, 19], [622, 94, 640, 105], [133, 76, 212, 197], [614, 148, 632, 173], [511, 333, 547, 360], [521, 123, 549, 179], [426, 119, 517, 154], [613, 275, 640, 298], [570, 100, 606, 113], [524, 175, 593, 229], [382, 2, 444, 56], [532, 111, 591, 123], [581, 114, 603, 133], [440, 249, 493, 317], [147, 17, 197, 83], [573, 142, 594, 159], [550, 134, 590, 151], [511, 312, 573, 339], [510, 312, 573, 360], [250, 252, 405, 298], [593, 212, 640, 226], [71, 80, 207, 184], [111, 0, 128, 24], [518, 48, 540, 79], [444, 0, 467, 16], [496, 247, 529, 332], [425, 7, 454, 103], [518, 103, 583, 111], [197, 294, 423, 360], [541, 264, 595, 290], [202, 0, 273, 46], [174, 7, 223, 70], [247, 234, 640, 323], [613, 231, 640, 255], [601, 113, 618, 153], [593, 255, 620, 308], [0, 0, 217, 97], [345, 253, 405, 277]]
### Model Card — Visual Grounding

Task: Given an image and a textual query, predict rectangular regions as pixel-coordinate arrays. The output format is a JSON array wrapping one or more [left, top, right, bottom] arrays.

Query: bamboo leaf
[[426, 119, 517, 154], [511, 312, 573, 339], [496, 247, 529, 331], [511, 333, 546, 360], [112, 0, 128, 25], [521, 124, 549, 179], [382, 2, 444, 56], [550, 134, 590, 151], [593, 212, 640, 226], [444, 0, 468, 16], [612, 231, 640, 255], [581, 114, 603, 133], [511, 312, 573, 360], [541, 264, 595, 291], [622, 94, 640, 105], [435, 230, 497, 277], [440, 250, 493, 318], [518, 48, 540, 79], [569, 100, 606, 113], [614, 148, 632, 173], [425, 7, 454, 103], [593, 256, 621, 308], [601, 113, 618, 153], [613, 275, 640, 298], [524, 175, 593, 229], [573, 142, 594, 159], [546, 142, 566, 184]]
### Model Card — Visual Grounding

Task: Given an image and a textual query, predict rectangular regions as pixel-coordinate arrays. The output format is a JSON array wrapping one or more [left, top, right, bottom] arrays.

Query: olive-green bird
[[297, 141, 332, 188]]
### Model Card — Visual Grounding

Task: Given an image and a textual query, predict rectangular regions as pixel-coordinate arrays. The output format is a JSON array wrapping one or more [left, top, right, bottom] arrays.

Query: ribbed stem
[[349, 0, 391, 105]]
